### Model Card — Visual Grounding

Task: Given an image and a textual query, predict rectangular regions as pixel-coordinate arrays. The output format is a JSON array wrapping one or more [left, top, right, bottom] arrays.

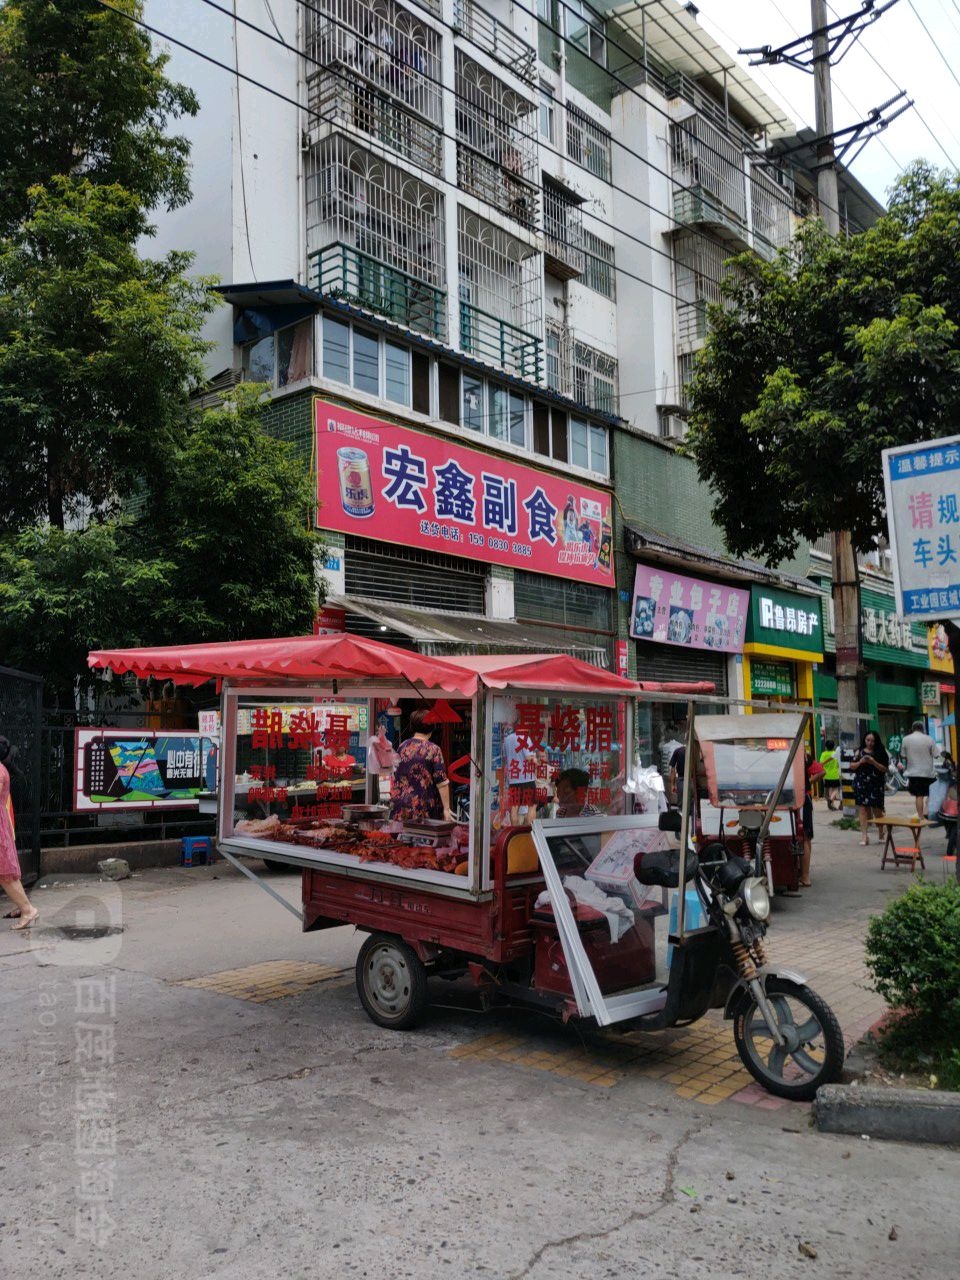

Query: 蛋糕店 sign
[[630, 565, 748, 652], [315, 400, 613, 586], [882, 435, 960, 620]]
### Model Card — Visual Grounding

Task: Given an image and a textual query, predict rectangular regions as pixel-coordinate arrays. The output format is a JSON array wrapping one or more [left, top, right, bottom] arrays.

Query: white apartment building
[[148, 0, 881, 667]]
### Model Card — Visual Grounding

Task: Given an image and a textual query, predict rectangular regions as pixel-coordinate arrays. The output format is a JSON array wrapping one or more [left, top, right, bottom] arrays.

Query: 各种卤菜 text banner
[[315, 400, 614, 585], [630, 564, 749, 652]]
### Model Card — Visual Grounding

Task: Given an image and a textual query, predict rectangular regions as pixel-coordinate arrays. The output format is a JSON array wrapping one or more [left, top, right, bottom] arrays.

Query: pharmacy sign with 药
[[882, 436, 960, 621]]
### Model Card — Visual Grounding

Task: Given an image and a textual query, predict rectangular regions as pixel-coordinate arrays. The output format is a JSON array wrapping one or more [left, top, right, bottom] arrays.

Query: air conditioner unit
[[659, 414, 688, 441]]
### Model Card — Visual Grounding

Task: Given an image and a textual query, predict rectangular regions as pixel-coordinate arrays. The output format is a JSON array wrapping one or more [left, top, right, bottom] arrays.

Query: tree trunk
[[831, 530, 862, 738], [46, 441, 64, 529]]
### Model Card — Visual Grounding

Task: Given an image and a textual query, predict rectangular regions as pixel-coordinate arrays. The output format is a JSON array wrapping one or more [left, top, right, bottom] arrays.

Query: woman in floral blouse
[[389, 707, 451, 822]]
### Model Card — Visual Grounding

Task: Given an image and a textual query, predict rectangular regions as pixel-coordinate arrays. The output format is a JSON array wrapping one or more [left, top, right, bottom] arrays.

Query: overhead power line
[[907, 0, 960, 94]]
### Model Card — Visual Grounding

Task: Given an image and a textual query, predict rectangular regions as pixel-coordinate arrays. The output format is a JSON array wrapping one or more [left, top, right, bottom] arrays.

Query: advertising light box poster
[[315, 399, 614, 586], [74, 730, 218, 811], [630, 565, 748, 652]]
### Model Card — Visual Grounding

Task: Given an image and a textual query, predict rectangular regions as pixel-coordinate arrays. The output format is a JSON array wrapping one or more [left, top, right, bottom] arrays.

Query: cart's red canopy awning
[[87, 634, 479, 694], [88, 635, 715, 698]]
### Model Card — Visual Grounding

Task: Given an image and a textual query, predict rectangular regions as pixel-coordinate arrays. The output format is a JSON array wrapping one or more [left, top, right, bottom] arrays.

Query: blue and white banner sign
[[882, 436, 960, 620]]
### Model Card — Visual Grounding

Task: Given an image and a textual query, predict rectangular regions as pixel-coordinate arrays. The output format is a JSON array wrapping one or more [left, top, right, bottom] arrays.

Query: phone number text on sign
[[315, 400, 614, 586]]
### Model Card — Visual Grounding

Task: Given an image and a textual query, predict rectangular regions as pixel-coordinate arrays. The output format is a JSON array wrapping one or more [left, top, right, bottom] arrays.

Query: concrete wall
[[145, 0, 302, 376], [609, 83, 677, 437]]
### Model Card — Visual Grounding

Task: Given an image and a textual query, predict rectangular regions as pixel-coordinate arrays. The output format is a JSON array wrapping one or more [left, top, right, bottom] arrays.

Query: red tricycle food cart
[[693, 713, 811, 894], [88, 635, 844, 1100]]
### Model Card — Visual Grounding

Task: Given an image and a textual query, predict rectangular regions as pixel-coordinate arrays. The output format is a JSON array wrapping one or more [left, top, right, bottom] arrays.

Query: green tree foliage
[[0, 0, 197, 235], [148, 385, 324, 645], [0, 178, 214, 529], [0, 390, 324, 698], [685, 164, 960, 564], [0, 520, 173, 698]]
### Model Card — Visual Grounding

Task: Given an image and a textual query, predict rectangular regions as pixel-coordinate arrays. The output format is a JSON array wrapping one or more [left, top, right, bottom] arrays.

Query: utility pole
[[812, 0, 840, 235], [811, 0, 860, 741], [742, 2, 906, 747]]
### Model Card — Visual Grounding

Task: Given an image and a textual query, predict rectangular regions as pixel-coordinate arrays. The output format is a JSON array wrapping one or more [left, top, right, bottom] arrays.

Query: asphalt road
[[2, 825, 958, 1279]]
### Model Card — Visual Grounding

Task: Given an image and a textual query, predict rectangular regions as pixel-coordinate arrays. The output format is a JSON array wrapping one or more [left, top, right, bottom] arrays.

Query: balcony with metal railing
[[309, 68, 442, 175], [309, 242, 447, 341], [459, 301, 542, 381], [453, 0, 536, 86], [304, 0, 443, 166], [455, 52, 539, 230], [670, 115, 750, 248], [542, 179, 585, 279], [750, 163, 793, 258]]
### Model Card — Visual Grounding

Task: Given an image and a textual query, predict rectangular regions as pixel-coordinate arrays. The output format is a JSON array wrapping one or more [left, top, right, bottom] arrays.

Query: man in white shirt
[[900, 719, 939, 818]]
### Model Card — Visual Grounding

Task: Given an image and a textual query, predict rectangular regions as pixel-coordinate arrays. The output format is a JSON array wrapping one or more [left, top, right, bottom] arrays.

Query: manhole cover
[[55, 925, 125, 940]]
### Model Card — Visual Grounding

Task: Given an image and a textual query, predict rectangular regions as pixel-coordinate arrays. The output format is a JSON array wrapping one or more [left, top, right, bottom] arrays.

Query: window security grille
[[582, 230, 615, 299], [542, 179, 585, 278], [306, 136, 447, 339], [458, 208, 543, 380], [673, 230, 741, 354], [670, 115, 747, 230], [565, 104, 612, 182], [515, 571, 613, 631], [304, 0, 442, 131], [455, 53, 539, 230]]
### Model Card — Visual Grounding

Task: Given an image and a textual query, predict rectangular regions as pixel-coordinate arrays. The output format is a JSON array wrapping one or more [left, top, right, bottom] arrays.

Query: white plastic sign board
[[882, 435, 960, 620]]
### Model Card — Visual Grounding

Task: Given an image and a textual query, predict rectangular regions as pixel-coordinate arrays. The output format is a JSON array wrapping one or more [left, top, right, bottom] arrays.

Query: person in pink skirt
[[0, 736, 38, 930]]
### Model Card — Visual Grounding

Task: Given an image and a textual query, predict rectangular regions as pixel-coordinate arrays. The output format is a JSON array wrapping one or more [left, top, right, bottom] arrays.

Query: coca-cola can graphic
[[337, 447, 375, 517]]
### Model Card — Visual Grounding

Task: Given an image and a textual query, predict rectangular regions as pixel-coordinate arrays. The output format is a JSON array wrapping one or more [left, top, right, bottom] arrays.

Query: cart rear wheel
[[356, 934, 428, 1030]]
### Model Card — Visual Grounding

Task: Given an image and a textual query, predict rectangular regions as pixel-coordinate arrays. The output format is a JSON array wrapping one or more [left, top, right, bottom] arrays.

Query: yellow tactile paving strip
[[174, 960, 352, 1004], [449, 1017, 754, 1104]]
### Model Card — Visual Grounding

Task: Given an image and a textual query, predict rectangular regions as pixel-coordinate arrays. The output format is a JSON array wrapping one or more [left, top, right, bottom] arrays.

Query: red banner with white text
[[315, 399, 614, 586]]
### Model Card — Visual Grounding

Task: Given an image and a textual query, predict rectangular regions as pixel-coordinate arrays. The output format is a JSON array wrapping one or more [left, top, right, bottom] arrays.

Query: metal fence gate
[[0, 665, 43, 883]]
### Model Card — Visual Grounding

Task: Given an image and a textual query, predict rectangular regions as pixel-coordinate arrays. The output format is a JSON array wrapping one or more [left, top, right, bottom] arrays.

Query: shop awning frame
[[327, 595, 613, 669]]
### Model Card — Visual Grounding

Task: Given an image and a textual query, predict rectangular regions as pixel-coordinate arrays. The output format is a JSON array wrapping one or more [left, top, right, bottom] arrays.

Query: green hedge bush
[[865, 881, 960, 1039]]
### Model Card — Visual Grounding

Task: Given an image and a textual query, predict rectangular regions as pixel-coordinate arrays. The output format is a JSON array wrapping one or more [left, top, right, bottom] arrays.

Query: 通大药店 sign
[[630, 565, 748, 651], [882, 435, 960, 619], [314, 400, 613, 586], [746, 585, 823, 655]]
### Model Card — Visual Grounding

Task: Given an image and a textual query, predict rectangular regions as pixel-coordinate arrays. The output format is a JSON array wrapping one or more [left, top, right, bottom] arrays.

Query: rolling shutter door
[[634, 642, 729, 694]]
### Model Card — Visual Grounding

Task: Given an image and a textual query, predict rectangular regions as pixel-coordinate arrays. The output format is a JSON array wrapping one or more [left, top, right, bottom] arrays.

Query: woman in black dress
[[850, 729, 889, 845]]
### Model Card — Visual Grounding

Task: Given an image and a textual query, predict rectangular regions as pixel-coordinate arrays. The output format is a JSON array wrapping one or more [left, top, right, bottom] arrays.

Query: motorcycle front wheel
[[732, 977, 844, 1101]]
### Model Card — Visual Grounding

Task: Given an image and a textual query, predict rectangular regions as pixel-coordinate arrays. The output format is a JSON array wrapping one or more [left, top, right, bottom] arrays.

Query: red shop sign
[[314, 606, 347, 635], [315, 400, 614, 586]]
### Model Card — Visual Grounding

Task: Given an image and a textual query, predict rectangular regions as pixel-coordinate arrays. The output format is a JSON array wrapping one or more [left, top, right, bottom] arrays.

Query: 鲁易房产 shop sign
[[74, 729, 217, 811], [630, 565, 748, 652], [315, 400, 613, 586], [882, 435, 960, 620]]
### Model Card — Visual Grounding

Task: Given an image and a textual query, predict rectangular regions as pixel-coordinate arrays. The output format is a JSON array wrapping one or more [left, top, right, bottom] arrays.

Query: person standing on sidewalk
[[900, 719, 938, 819], [850, 730, 888, 845], [0, 736, 38, 930], [818, 738, 841, 810]]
